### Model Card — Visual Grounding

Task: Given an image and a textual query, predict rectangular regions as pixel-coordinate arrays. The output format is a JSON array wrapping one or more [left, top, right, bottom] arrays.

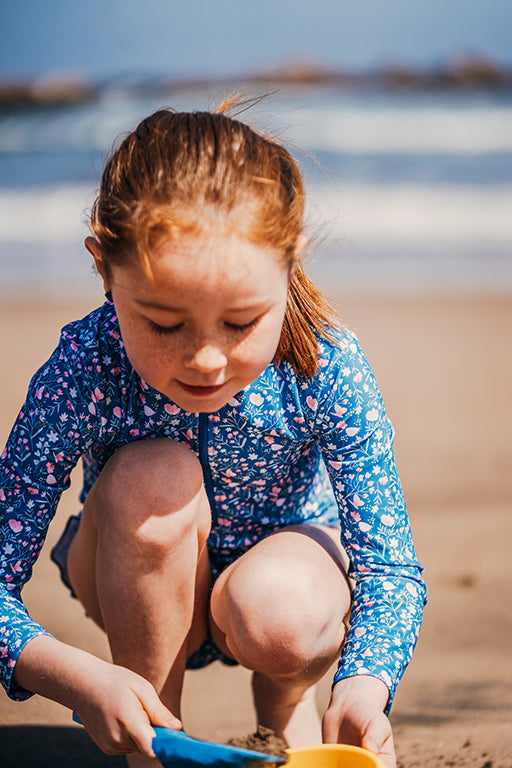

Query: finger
[[146, 695, 182, 730], [362, 717, 396, 768], [128, 718, 159, 758], [322, 710, 345, 744]]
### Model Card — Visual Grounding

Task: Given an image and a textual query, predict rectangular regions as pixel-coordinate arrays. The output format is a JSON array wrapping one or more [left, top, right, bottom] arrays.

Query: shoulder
[[29, 300, 127, 400], [59, 300, 121, 354], [300, 326, 370, 391]]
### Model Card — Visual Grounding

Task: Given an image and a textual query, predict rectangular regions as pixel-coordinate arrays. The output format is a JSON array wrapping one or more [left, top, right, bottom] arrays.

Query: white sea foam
[[0, 185, 96, 241], [1, 101, 512, 156], [0, 182, 510, 248], [284, 105, 512, 154], [306, 183, 512, 245]]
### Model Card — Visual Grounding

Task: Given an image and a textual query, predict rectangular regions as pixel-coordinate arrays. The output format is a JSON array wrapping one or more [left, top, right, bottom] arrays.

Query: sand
[[0, 291, 511, 767]]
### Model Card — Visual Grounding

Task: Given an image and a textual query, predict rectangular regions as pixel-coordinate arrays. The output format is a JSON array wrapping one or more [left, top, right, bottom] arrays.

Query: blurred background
[[1, 5, 512, 766], [1, 0, 511, 297]]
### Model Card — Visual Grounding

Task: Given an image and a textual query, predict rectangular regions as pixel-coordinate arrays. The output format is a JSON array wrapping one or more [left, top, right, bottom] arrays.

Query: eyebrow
[[135, 298, 269, 313], [135, 298, 182, 312]]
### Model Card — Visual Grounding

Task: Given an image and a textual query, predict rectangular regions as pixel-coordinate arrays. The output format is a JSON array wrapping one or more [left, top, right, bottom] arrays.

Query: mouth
[[177, 381, 226, 397]]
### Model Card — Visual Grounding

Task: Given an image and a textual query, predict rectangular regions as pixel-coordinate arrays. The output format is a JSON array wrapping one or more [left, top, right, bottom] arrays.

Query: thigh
[[209, 524, 352, 659], [66, 438, 213, 637]]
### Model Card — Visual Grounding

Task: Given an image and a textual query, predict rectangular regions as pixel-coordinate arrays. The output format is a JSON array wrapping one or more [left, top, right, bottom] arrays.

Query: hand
[[14, 635, 181, 759], [73, 658, 182, 757], [322, 675, 396, 768]]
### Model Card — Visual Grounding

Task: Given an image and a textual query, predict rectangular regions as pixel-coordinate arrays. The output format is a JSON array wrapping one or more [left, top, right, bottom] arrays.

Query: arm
[[303, 332, 426, 764], [13, 634, 180, 757]]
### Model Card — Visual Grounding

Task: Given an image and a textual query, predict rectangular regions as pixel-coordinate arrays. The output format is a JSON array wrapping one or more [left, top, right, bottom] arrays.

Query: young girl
[[0, 100, 426, 768]]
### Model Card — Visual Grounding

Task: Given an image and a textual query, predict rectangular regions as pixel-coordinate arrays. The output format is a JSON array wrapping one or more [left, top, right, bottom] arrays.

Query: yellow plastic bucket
[[285, 744, 385, 768]]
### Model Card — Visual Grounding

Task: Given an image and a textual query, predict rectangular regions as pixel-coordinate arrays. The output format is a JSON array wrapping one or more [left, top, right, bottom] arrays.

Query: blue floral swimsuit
[[0, 300, 426, 709]]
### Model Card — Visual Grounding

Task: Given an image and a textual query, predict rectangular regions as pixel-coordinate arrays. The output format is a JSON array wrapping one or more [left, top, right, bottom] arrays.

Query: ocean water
[[1, 86, 511, 297]]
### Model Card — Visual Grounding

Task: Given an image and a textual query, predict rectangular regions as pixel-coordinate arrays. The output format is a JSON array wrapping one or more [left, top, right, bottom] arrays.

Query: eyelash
[[149, 318, 259, 336]]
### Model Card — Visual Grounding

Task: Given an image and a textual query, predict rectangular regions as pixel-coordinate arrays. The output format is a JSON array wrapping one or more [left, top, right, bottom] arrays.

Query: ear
[[294, 233, 308, 257], [85, 236, 111, 291]]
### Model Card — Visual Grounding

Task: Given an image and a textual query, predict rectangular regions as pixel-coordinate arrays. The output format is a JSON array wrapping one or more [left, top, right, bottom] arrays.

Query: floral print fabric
[[0, 300, 426, 707]]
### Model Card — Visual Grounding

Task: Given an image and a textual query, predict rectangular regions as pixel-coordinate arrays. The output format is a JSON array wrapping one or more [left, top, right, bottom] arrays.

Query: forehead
[[120, 234, 288, 306]]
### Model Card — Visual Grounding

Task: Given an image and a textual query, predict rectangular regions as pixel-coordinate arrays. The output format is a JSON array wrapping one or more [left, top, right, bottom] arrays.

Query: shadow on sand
[[0, 725, 126, 767]]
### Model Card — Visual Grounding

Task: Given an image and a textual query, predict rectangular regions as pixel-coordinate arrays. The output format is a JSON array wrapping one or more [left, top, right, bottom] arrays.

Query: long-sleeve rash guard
[[0, 300, 426, 707]]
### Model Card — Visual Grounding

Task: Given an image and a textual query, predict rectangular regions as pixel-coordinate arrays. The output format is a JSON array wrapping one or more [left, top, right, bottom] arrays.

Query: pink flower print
[[35, 385, 45, 400], [350, 493, 364, 508], [0, 488, 5, 501], [8, 519, 23, 533], [129, 429, 140, 437], [381, 514, 395, 526], [354, 627, 366, 638], [93, 387, 104, 401], [366, 408, 379, 421], [345, 426, 359, 437], [112, 407, 122, 418], [11, 561, 23, 574], [249, 392, 264, 407], [353, 372, 363, 383], [88, 401, 96, 415], [306, 396, 318, 411], [164, 403, 180, 415], [334, 404, 347, 417], [144, 406, 155, 416], [328, 460, 343, 470]]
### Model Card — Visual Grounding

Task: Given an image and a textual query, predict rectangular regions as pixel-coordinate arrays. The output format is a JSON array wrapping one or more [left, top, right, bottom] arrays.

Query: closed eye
[[149, 321, 184, 336], [224, 317, 259, 332]]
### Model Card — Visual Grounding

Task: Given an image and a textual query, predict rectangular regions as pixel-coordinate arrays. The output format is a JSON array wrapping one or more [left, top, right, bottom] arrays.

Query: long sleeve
[[302, 331, 427, 710], [0, 339, 97, 698]]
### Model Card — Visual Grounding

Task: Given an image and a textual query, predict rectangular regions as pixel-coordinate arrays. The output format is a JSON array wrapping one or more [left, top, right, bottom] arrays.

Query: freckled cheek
[[231, 333, 281, 377]]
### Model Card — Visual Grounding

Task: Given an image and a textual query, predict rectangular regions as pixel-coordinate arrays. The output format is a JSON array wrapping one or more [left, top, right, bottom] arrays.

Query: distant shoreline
[[1, 54, 511, 110]]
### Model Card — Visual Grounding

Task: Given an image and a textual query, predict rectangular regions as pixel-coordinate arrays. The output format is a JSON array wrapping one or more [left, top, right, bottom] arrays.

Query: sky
[[1, 0, 511, 83]]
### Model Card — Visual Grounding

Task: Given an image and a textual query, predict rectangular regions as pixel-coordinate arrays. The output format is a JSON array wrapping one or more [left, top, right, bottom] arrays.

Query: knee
[[90, 439, 210, 548], [215, 561, 346, 677]]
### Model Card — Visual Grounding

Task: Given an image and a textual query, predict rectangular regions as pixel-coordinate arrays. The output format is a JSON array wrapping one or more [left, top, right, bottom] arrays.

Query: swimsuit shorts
[[51, 514, 249, 670]]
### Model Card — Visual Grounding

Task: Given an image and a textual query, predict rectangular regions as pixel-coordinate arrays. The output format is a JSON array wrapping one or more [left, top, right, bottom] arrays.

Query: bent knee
[[214, 561, 347, 675], [87, 439, 209, 544]]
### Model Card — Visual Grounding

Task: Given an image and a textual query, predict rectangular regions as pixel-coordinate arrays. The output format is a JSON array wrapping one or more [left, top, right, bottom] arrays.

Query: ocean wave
[[1, 101, 512, 156], [285, 105, 512, 154], [305, 183, 512, 245], [0, 182, 510, 251]]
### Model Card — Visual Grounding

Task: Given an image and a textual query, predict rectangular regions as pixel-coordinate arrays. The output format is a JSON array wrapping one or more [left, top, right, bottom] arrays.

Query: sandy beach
[[1, 290, 511, 767]]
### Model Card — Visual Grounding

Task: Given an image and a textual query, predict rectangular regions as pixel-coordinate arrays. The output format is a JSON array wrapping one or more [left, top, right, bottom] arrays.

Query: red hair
[[90, 98, 339, 377]]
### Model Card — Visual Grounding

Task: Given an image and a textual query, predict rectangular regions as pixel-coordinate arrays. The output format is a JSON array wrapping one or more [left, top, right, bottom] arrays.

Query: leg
[[66, 439, 212, 724], [209, 525, 351, 747]]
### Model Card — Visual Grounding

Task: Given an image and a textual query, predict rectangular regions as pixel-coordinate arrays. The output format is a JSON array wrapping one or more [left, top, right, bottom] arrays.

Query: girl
[[0, 100, 426, 768]]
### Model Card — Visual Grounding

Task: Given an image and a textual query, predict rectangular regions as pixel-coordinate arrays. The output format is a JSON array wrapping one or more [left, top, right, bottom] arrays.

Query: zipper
[[198, 412, 217, 526]]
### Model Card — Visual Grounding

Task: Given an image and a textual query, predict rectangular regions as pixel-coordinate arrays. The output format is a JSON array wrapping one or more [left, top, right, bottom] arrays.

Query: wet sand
[[1, 292, 511, 767]]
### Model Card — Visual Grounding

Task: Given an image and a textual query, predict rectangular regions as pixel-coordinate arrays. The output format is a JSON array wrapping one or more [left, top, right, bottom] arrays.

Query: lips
[[177, 381, 225, 397]]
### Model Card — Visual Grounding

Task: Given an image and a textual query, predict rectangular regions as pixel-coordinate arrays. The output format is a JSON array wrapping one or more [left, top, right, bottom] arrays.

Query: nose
[[185, 343, 228, 373]]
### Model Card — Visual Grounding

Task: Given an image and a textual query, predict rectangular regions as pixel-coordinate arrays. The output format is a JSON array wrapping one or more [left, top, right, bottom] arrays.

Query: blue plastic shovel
[[152, 726, 288, 768], [73, 714, 287, 768]]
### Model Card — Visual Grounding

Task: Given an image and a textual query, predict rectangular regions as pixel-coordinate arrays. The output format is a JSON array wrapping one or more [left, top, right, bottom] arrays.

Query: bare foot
[[252, 672, 322, 748]]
